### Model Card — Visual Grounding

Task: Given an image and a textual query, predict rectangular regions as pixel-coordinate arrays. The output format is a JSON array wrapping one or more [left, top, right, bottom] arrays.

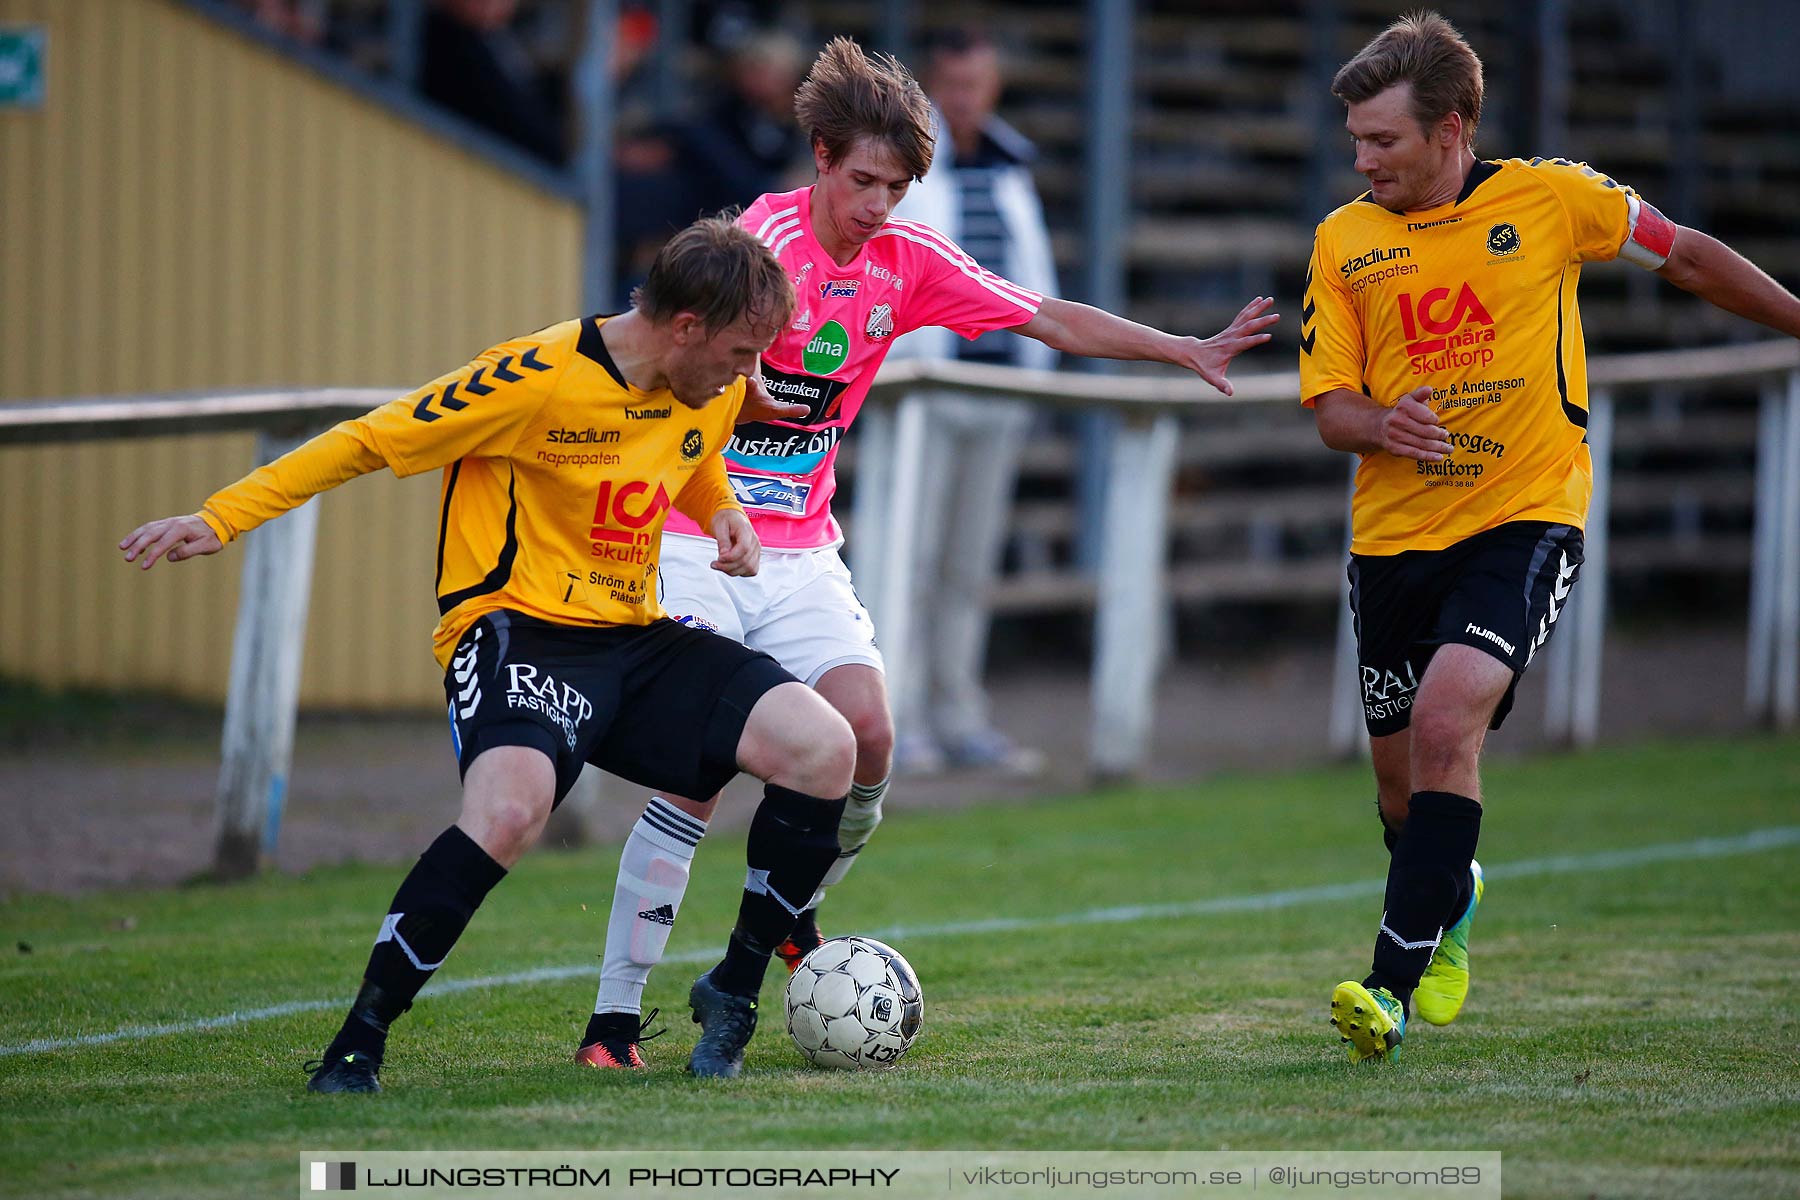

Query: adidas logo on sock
[[637, 903, 675, 926]]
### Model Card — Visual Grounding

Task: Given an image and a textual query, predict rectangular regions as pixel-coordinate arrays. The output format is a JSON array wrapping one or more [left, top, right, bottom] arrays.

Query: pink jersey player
[[581, 38, 1278, 1074], [662, 184, 1043, 548]]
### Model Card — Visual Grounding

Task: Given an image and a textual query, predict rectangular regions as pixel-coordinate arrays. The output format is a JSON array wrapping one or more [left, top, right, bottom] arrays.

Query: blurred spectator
[[615, 29, 810, 292], [888, 27, 1059, 777], [238, 0, 327, 46], [675, 30, 811, 217], [420, 0, 568, 165]]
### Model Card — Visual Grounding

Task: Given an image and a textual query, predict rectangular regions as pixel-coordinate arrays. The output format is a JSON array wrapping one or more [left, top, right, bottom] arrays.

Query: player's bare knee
[[740, 683, 855, 796], [846, 703, 894, 779], [794, 712, 856, 797]]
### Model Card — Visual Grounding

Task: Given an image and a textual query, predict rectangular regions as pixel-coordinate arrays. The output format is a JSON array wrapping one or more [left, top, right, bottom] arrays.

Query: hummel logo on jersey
[[625, 405, 671, 420], [638, 903, 676, 926]]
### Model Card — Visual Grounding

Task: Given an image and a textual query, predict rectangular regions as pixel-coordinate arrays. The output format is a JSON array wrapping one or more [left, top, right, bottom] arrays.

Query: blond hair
[[1332, 11, 1484, 148]]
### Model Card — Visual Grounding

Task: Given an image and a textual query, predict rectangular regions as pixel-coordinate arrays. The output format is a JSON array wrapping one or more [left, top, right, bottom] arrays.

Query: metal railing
[[4, 340, 1795, 875]]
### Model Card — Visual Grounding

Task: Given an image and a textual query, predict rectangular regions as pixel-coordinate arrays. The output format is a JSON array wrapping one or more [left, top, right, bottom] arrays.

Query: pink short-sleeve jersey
[[661, 186, 1043, 549]]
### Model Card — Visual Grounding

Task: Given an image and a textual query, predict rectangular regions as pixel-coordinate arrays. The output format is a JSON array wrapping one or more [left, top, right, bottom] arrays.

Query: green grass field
[[3, 736, 1798, 1199]]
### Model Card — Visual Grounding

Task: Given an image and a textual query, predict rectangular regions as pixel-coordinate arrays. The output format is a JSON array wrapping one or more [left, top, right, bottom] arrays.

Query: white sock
[[807, 777, 886, 908], [594, 797, 706, 1016]]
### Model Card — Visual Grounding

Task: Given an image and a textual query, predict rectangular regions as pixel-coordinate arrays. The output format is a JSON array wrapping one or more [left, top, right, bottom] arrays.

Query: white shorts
[[657, 534, 885, 687]]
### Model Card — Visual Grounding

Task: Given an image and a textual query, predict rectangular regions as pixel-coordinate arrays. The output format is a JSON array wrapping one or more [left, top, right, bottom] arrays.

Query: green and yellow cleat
[[1330, 981, 1405, 1063], [1415, 859, 1484, 1027]]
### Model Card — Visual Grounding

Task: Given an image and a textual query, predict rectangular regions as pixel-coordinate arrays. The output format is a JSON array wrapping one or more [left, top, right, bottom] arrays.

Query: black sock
[[1367, 790, 1482, 1003], [710, 786, 847, 998], [583, 1010, 641, 1046], [791, 905, 821, 945], [323, 825, 507, 1058], [1378, 796, 1401, 855]]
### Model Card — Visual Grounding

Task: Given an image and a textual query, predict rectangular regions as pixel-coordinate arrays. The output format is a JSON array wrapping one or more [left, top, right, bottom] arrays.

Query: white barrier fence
[[4, 341, 1796, 876]]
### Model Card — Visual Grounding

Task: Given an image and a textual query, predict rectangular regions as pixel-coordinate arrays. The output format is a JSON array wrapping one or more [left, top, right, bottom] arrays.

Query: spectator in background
[[675, 30, 811, 217], [615, 29, 811, 292], [421, 0, 568, 165], [886, 27, 1059, 777], [240, 0, 327, 46]]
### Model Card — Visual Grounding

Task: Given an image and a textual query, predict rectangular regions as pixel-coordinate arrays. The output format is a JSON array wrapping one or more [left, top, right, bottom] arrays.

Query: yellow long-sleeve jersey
[[199, 316, 745, 667]]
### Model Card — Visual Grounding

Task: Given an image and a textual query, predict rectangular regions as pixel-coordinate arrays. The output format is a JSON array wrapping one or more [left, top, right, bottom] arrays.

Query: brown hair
[[1332, 11, 1484, 148], [793, 35, 935, 180], [633, 212, 795, 334]]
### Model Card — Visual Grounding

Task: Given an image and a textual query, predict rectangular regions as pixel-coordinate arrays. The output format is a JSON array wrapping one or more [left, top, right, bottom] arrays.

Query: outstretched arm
[[1657, 227, 1800, 338], [118, 424, 386, 571], [1016, 295, 1279, 396]]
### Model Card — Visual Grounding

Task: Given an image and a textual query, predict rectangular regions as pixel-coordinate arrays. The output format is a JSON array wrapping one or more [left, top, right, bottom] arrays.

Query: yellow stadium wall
[[0, 0, 583, 709]]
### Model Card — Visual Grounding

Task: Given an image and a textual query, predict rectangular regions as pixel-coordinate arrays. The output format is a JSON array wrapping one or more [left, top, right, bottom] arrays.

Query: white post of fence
[[1774, 370, 1800, 727], [1090, 413, 1179, 780], [873, 396, 930, 731], [850, 405, 897, 604], [212, 431, 320, 879], [1328, 456, 1365, 757], [1748, 380, 1783, 719], [1545, 390, 1612, 746], [1571, 389, 1614, 746]]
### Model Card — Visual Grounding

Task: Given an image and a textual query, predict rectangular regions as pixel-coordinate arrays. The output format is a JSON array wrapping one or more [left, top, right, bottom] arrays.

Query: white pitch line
[[4, 825, 1797, 1059]]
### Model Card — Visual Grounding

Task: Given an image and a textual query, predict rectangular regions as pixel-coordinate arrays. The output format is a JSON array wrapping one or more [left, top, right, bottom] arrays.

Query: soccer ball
[[784, 936, 923, 1069]]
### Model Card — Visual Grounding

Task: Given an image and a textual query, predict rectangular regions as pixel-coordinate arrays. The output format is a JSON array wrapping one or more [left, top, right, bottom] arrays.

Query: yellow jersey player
[[1301, 12, 1800, 1063], [121, 216, 859, 1086]]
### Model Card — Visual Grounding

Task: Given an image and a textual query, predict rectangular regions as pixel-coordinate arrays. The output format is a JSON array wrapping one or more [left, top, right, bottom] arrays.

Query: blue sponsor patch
[[673, 613, 721, 634], [819, 279, 859, 298], [729, 473, 812, 515], [725, 422, 842, 474]]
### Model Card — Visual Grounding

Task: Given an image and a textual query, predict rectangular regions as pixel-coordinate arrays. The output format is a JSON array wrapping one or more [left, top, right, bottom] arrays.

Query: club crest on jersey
[[681, 429, 704, 463], [865, 303, 894, 341], [1487, 222, 1522, 257], [820, 278, 860, 299]]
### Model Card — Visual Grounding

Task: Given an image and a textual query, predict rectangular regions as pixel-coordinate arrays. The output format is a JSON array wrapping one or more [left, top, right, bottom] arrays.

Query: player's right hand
[[1378, 386, 1450, 461], [736, 370, 809, 425], [119, 514, 223, 570]]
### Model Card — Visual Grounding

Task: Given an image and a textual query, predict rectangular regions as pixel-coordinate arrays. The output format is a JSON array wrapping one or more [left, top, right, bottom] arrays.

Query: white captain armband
[[1619, 194, 1677, 269]]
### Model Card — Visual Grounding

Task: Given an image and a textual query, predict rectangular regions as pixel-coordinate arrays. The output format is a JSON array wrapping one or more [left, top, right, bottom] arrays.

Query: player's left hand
[[736, 370, 809, 425], [710, 509, 761, 577], [118, 514, 223, 570], [1185, 296, 1280, 396]]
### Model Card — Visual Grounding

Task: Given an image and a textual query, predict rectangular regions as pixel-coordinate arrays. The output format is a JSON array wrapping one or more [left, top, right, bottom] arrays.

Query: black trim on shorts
[[437, 465, 521, 616]]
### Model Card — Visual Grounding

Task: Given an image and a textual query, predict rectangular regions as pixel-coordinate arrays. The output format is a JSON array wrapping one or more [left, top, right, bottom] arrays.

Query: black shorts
[[1348, 521, 1584, 737], [443, 610, 794, 805]]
